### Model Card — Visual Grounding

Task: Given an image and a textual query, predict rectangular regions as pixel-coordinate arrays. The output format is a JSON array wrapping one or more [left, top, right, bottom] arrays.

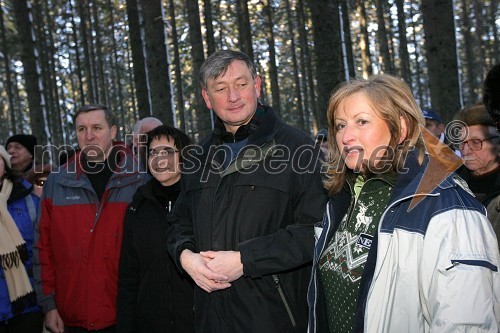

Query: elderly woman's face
[[459, 125, 499, 175], [334, 92, 395, 174]]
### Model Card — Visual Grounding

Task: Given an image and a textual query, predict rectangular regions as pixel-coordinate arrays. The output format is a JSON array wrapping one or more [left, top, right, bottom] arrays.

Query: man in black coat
[[167, 50, 327, 332]]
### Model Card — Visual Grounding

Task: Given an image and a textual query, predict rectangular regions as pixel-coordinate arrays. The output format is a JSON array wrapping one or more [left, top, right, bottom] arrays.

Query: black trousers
[[64, 325, 115, 333], [0, 311, 43, 333]]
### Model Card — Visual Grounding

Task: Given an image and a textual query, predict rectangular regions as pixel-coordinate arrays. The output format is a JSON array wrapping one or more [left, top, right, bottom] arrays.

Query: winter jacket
[[167, 105, 328, 333], [0, 179, 40, 321], [33, 145, 149, 330], [308, 152, 500, 333], [117, 179, 194, 333], [458, 165, 500, 242]]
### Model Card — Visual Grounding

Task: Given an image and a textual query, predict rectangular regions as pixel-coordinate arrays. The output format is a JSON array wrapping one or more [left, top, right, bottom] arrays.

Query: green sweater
[[319, 173, 395, 332]]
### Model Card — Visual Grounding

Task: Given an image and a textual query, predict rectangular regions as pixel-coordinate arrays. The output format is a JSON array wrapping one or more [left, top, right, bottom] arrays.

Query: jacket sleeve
[[116, 211, 139, 333], [419, 208, 500, 332], [166, 181, 197, 273], [32, 190, 57, 313], [239, 145, 328, 278]]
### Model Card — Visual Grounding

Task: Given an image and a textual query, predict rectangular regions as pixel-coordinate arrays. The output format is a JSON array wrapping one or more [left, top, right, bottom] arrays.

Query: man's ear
[[399, 116, 408, 144], [111, 125, 117, 140], [202, 88, 212, 110], [254, 75, 262, 99]]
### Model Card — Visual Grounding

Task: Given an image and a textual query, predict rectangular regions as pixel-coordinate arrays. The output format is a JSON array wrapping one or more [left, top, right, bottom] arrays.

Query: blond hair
[[324, 74, 426, 195]]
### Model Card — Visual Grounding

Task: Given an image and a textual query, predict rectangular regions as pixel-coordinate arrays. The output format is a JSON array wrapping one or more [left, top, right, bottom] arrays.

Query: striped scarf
[[0, 179, 36, 314]]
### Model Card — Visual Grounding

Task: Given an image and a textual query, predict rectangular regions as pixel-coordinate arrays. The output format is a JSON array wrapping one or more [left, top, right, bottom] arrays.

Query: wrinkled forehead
[[463, 124, 496, 139], [75, 110, 108, 127]]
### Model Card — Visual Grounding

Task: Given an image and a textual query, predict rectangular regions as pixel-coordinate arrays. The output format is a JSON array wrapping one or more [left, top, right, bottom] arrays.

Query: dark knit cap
[[6, 134, 37, 158]]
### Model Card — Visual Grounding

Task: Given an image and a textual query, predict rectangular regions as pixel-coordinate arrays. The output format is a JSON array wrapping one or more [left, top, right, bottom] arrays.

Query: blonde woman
[[308, 74, 500, 332]]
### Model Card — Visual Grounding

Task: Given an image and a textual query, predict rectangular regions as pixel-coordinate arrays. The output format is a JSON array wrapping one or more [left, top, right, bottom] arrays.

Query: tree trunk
[[32, 0, 54, 142], [284, 0, 305, 130], [40, 0, 63, 145], [472, 0, 486, 76], [12, 0, 48, 144], [358, 0, 373, 78], [0, 5, 18, 133], [168, 0, 186, 131], [203, 0, 216, 56], [297, 0, 319, 132], [263, 0, 281, 117], [308, 0, 345, 129], [77, 0, 96, 102], [375, 0, 394, 74], [395, 0, 412, 85], [68, 0, 85, 106], [235, 0, 254, 61], [421, 0, 462, 122], [125, 38, 139, 124], [340, 0, 355, 79], [107, 0, 126, 138], [140, 0, 173, 125], [126, 0, 151, 118], [214, 1, 224, 49], [409, 3, 424, 106], [92, 1, 108, 105], [187, 0, 212, 140], [296, 0, 312, 131], [460, 0, 478, 105]]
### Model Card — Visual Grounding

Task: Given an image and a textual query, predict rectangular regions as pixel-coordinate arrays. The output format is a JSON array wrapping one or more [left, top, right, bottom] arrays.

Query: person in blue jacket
[[0, 145, 42, 332]]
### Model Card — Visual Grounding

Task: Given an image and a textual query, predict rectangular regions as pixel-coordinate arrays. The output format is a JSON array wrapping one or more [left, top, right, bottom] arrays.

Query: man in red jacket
[[33, 104, 148, 333]]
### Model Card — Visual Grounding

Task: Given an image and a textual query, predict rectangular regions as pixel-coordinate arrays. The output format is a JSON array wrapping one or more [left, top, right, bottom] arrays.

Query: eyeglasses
[[148, 147, 179, 157], [458, 136, 499, 151], [35, 178, 47, 187]]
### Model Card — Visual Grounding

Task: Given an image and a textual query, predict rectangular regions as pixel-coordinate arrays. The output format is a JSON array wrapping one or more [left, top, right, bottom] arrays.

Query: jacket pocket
[[446, 259, 498, 271], [272, 274, 297, 329]]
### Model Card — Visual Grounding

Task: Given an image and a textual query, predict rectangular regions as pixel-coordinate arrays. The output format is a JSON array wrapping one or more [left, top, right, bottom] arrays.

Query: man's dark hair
[[74, 104, 116, 128], [199, 50, 257, 89], [483, 63, 500, 130]]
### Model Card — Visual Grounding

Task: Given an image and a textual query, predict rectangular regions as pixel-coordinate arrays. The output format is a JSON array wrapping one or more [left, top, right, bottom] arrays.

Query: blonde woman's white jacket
[[308, 152, 500, 333]]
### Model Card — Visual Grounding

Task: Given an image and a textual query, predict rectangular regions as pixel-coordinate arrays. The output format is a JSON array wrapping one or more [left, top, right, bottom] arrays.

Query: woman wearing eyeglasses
[[117, 125, 195, 333], [455, 103, 500, 241]]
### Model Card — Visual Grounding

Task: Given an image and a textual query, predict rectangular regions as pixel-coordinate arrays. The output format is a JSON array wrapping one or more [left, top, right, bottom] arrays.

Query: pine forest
[[0, 0, 498, 150]]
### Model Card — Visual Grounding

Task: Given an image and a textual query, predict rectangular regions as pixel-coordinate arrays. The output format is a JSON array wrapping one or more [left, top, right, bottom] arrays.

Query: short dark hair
[[74, 104, 116, 128], [146, 125, 193, 162], [199, 50, 257, 89]]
